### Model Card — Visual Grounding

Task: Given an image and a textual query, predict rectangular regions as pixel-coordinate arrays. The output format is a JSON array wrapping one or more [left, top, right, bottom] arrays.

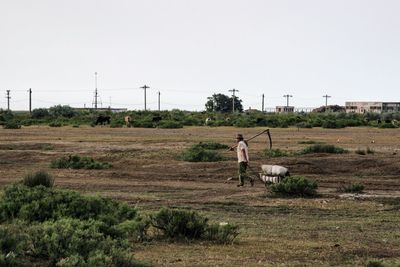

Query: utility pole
[[283, 94, 293, 107], [141, 85, 150, 111], [157, 91, 161, 111], [28, 88, 32, 114], [323, 94, 331, 110], [262, 94, 265, 113], [228, 88, 239, 113], [94, 72, 98, 110], [6, 90, 11, 111]]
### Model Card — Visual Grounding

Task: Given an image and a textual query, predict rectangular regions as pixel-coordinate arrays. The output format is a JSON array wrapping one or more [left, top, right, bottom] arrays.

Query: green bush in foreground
[[23, 171, 54, 188], [299, 144, 347, 154], [150, 208, 239, 244], [337, 183, 365, 193], [178, 145, 225, 162], [268, 176, 318, 197], [0, 184, 148, 266], [51, 154, 112, 169]]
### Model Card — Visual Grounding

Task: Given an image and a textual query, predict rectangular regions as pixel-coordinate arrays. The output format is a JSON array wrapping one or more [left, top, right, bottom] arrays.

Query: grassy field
[[1, 126, 400, 266]]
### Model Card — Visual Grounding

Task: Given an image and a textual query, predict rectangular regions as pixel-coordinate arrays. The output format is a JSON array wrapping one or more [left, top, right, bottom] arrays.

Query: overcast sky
[[1, 0, 400, 111]]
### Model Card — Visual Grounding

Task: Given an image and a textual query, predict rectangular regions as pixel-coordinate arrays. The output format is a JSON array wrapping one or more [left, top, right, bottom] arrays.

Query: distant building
[[345, 102, 400, 113], [275, 106, 294, 113]]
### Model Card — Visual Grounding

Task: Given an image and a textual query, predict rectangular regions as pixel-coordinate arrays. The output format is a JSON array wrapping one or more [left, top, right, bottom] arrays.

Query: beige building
[[345, 102, 400, 113], [275, 106, 294, 113]]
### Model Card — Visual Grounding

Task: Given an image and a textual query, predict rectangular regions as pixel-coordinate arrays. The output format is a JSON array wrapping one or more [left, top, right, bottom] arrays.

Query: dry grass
[[1, 126, 400, 266]]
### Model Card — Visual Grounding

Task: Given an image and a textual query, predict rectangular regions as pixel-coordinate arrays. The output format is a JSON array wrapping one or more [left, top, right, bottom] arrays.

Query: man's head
[[236, 134, 244, 142]]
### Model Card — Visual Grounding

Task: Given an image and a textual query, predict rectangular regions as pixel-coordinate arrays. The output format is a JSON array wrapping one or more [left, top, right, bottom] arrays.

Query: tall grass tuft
[[23, 171, 54, 188], [337, 183, 365, 193], [264, 148, 290, 158], [299, 144, 347, 154], [50, 154, 112, 169], [178, 145, 225, 162], [268, 176, 318, 197]]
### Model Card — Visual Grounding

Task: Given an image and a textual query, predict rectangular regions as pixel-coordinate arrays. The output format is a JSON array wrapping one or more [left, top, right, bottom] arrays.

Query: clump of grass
[[41, 144, 54, 151], [49, 120, 62, 127], [268, 176, 318, 197], [298, 144, 347, 154], [355, 148, 366, 155], [194, 142, 229, 150], [366, 147, 375, 154], [150, 208, 239, 244], [298, 140, 323, 145], [337, 183, 365, 193], [23, 171, 54, 188], [3, 120, 21, 129], [157, 120, 183, 129], [264, 148, 290, 158], [355, 147, 375, 155], [50, 154, 112, 169], [178, 145, 225, 162], [366, 260, 386, 267]]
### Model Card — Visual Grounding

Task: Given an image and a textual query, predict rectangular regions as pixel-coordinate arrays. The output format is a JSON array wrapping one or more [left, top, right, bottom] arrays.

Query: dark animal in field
[[95, 115, 111, 125], [152, 116, 162, 123]]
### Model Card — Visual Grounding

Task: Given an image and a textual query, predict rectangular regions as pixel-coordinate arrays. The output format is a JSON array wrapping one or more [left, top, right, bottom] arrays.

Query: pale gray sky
[[1, 0, 400, 111]]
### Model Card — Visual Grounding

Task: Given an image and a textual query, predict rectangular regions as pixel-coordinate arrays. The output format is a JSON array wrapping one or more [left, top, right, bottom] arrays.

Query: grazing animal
[[95, 115, 111, 125], [124, 116, 132, 127], [152, 116, 162, 123], [205, 117, 212, 125]]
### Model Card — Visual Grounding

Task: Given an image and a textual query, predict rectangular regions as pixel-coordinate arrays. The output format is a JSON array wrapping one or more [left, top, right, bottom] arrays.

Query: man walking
[[231, 134, 254, 187]]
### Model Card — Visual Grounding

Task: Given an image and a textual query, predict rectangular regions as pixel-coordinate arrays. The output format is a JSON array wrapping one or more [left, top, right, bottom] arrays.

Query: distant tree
[[49, 105, 77, 118], [205, 94, 243, 113], [31, 108, 49, 119]]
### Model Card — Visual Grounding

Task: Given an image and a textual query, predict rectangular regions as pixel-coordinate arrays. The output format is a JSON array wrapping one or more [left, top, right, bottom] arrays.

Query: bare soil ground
[[1, 126, 400, 266]]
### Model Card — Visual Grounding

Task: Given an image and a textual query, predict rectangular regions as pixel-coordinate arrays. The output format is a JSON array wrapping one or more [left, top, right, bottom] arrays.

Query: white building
[[345, 102, 400, 113]]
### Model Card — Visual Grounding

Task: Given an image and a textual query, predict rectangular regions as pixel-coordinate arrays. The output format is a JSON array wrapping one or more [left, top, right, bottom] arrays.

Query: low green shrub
[[379, 122, 397, 128], [72, 124, 80, 128], [337, 183, 365, 193], [50, 154, 112, 169], [0, 185, 148, 266], [3, 120, 21, 129], [193, 142, 229, 150], [355, 149, 366, 155], [268, 176, 318, 197], [299, 144, 347, 154], [150, 208, 208, 240], [150, 208, 240, 243], [366, 260, 386, 267], [132, 120, 154, 128], [158, 120, 183, 129], [233, 119, 256, 128], [264, 148, 290, 158], [49, 120, 63, 127], [366, 147, 375, 154], [204, 223, 240, 244], [0, 184, 138, 224], [23, 171, 54, 188], [296, 122, 313, 128], [178, 145, 225, 162], [298, 140, 323, 145]]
